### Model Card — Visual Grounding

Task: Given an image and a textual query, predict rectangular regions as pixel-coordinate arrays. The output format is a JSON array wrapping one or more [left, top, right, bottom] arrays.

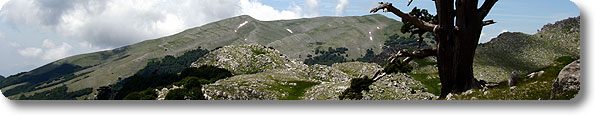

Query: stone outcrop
[[552, 60, 580, 98], [193, 44, 436, 100]]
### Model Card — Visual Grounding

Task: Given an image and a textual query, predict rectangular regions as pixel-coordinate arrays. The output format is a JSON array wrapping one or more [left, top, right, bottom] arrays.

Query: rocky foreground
[[190, 44, 435, 100]]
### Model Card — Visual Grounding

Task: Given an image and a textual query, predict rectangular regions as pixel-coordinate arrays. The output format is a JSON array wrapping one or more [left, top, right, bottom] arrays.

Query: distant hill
[[0, 14, 412, 99], [473, 17, 580, 82]]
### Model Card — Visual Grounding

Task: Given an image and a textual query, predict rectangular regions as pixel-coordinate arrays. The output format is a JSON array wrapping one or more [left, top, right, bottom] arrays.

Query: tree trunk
[[371, 0, 498, 99], [435, 0, 483, 98]]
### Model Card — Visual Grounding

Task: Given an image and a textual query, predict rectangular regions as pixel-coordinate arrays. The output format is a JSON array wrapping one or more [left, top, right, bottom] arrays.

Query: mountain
[[0, 14, 579, 100], [1, 14, 409, 99], [473, 17, 580, 82]]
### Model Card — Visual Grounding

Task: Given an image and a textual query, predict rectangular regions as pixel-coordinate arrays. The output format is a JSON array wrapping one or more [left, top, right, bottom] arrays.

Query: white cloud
[[0, 0, 9, 11], [42, 39, 57, 48], [305, 0, 320, 17], [40, 39, 72, 60], [8, 41, 20, 47], [18, 47, 42, 58], [17, 39, 73, 60], [79, 41, 92, 48], [0, 0, 312, 49], [238, 0, 300, 21], [335, 0, 349, 16]]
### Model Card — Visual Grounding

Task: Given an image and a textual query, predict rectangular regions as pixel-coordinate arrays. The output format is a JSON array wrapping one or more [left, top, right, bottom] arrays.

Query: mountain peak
[[235, 15, 258, 21]]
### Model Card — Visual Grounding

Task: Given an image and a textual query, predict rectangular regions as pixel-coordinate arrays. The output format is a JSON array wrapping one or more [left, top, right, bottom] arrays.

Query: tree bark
[[433, 0, 460, 98]]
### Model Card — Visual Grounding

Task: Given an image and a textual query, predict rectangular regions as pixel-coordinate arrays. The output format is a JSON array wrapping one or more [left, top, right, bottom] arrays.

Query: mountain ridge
[[1, 14, 405, 99]]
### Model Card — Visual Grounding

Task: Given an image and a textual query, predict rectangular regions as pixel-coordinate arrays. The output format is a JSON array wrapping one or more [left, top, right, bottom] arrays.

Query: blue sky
[[0, 0, 580, 77]]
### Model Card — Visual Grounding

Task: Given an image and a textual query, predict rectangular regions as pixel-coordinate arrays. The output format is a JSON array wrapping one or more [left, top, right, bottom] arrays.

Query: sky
[[0, 0, 580, 77]]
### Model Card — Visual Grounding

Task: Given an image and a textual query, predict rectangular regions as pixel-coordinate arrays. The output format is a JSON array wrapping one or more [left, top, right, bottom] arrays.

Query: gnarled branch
[[373, 48, 437, 81], [483, 20, 496, 26], [370, 2, 437, 32], [479, 0, 498, 19], [389, 48, 438, 64]]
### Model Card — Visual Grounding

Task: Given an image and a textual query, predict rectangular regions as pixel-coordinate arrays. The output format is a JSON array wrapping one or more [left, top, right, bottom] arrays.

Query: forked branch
[[370, 2, 437, 32], [373, 48, 437, 81]]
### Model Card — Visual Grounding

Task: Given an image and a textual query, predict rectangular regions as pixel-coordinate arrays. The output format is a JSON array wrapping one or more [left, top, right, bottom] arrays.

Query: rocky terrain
[[192, 44, 435, 100], [0, 15, 580, 100], [473, 17, 580, 82], [0, 14, 405, 99]]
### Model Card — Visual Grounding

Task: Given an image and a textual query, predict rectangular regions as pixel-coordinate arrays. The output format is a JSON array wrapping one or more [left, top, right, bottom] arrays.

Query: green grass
[[251, 49, 267, 55], [412, 58, 437, 67], [452, 56, 577, 100], [270, 81, 320, 100], [408, 73, 441, 96]]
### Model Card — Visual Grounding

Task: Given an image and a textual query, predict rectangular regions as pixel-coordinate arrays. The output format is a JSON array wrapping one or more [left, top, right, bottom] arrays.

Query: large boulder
[[552, 60, 580, 99]]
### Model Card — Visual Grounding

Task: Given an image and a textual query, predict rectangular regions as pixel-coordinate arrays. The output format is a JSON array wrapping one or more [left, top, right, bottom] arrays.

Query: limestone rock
[[552, 60, 580, 98]]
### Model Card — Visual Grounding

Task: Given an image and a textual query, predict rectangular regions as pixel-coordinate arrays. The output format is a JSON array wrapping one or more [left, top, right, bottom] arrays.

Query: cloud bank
[[16, 39, 73, 60], [335, 0, 349, 16], [0, 0, 318, 48]]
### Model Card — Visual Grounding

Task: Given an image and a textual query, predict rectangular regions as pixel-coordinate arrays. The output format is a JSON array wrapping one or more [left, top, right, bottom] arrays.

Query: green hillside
[[1, 14, 408, 99], [0, 15, 579, 100]]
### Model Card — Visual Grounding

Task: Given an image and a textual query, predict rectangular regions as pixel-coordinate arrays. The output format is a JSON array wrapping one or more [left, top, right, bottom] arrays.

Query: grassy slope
[[402, 17, 580, 98], [473, 17, 580, 82], [451, 56, 577, 100], [1, 14, 402, 99]]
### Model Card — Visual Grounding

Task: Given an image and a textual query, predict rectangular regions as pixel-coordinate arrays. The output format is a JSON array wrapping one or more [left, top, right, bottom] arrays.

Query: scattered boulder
[[526, 71, 545, 79], [552, 60, 580, 98], [508, 72, 521, 86], [509, 86, 517, 91]]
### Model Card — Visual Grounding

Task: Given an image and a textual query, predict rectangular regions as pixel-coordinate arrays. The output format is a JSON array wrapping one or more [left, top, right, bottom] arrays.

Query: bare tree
[[370, 0, 498, 99]]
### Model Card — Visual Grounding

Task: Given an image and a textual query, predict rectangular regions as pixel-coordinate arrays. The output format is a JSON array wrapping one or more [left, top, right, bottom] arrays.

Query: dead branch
[[483, 20, 496, 26], [389, 48, 437, 64], [370, 2, 437, 32]]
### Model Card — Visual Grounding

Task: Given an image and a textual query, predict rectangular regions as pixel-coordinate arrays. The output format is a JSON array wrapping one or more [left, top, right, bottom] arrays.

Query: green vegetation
[[113, 47, 211, 99], [339, 77, 375, 100], [116, 65, 232, 100], [452, 56, 577, 100], [18, 86, 92, 100], [355, 49, 376, 62], [384, 35, 423, 47], [304, 47, 349, 66], [135, 47, 209, 77], [1, 64, 88, 97], [123, 88, 157, 100], [252, 49, 267, 55], [269, 81, 320, 100], [413, 58, 437, 67], [165, 76, 212, 100], [383, 60, 413, 74], [409, 73, 441, 96], [400, 7, 435, 39], [164, 73, 229, 100]]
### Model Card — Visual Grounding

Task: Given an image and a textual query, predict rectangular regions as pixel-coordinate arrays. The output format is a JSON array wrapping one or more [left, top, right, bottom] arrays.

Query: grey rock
[[508, 72, 520, 86], [552, 60, 580, 98]]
